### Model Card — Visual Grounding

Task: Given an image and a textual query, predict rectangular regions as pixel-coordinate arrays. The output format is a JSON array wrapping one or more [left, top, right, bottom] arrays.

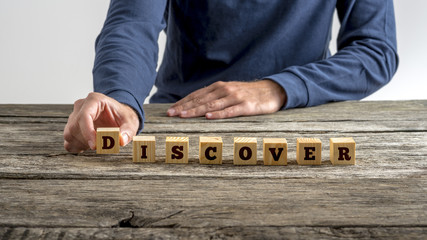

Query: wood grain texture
[[1, 227, 426, 240], [0, 101, 426, 239], [1, 178, 426, 228]]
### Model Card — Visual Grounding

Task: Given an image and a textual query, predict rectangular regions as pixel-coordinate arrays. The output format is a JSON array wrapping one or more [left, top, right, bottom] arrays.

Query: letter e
[[304, 147, 315, 160]]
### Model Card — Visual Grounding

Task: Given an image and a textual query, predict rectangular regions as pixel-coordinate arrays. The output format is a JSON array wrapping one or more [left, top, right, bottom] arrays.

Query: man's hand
[[63, 92, 139, 153], [167, 80, 286, 119]]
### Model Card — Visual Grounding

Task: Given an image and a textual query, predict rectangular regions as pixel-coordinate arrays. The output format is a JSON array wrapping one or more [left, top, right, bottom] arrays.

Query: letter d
[[102, 136, 115, 150]]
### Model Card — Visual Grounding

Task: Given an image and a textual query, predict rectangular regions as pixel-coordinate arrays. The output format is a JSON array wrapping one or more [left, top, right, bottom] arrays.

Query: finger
[[172, 83, 219, 107], [175, 90, 229, 117], [168, 82, 227, 116], [79, 114, 97, 149], [76, 102, 99, 150], [64, 138, 88, 153], [64, 116, 95, 151], [64, 105, 88, 152], [119, 126, 134, 146], [64, 120, 91, 152], [205, 103, 248, 119], [179, 95, 239, 118], [119, 120, 138, 146], [114, 103, 140, 146], [73, 98, 85, 111], [167, 90, 214, 116]]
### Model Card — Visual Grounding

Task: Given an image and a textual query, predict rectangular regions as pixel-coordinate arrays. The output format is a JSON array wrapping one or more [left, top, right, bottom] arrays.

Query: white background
[[0, 0, 425, 104]]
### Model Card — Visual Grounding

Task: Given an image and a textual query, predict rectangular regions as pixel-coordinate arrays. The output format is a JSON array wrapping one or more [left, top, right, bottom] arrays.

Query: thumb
[[119, 123, 137, 146], [117, 105, 140, 147]]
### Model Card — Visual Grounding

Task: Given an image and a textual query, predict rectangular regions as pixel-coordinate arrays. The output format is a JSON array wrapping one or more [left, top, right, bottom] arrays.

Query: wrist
[[261, 79, 287, 108], [105, 90, 144, 133], [121, 103, 141, 130]]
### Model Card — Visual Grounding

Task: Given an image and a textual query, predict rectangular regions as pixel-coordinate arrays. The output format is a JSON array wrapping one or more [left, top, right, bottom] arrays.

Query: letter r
[[338, 147, 351, 160]]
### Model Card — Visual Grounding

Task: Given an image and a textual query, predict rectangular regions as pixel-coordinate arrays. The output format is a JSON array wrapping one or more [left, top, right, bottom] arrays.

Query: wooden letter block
[[263, 138, 288, 166], [233, 137, 257, 165], [330, 137, 356, 165], [165, 137, 189, 164], [199, 137, 223, 165], [133, 136, 156, 163], [296, 138, 322, 165], [96, 127, 120, 154]]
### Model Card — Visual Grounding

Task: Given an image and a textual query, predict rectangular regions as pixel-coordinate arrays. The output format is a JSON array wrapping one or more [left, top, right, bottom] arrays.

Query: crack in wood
[[112, 210, 184, 228]]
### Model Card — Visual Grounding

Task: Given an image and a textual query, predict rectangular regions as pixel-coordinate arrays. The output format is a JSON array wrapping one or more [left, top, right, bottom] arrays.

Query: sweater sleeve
[[265, 0, 398, 109], [93, 0, 167, 132]]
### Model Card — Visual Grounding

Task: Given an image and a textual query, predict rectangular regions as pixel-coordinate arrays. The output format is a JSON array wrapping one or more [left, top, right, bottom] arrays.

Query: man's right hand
[[63, 92, 140, 153]]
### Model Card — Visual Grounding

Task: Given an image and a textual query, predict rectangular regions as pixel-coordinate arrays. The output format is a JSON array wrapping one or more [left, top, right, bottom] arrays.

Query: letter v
[[268, 148, 284, 161]]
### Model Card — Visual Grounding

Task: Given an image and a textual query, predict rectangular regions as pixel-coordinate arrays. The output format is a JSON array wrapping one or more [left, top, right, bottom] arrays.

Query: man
[[64, 0, 398, 153]]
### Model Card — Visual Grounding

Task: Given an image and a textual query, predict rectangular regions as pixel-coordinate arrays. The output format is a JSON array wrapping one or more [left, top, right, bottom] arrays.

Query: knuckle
[[243, 101, 255, 112], [63, 122, 75, 140], [223, 85, 235, 95], [63, 129, 78, 146], [64, 140, 80, 153], [242, 101, 251, 108], [87, 92, 99, 99], [213, 81, 224, 87], [192, 97, 202, 104], [186, 109, 196, 116], [64, 141, 72, 152], [63, 134, 75, 145], [63, 128, 72, 142], [224, 108, 235, 118], [73, 99, 83, 106], [73, 99, 85, 110], [174, 105, 184, 112], [207, 101, 217, 110], [232, 91, 244, 101]]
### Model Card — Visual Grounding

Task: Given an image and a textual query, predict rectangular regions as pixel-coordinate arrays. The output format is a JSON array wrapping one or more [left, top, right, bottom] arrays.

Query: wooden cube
[[133, 136, 156, 163], [263, 138, 288, 165], [165, 137, 189, 164], [199, 137, 223, 164], [96, 127, 120, 154], [296, 138, 322, 165], [330, 137, 356, 165], [233, 137, 257, 165]]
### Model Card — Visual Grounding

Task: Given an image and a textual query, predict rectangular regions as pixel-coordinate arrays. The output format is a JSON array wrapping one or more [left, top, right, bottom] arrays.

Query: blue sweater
[[93, 0, 398, 131]]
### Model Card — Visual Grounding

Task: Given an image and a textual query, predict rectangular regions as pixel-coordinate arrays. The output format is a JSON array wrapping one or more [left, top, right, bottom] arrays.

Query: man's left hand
[[167, 80, 286, 119]]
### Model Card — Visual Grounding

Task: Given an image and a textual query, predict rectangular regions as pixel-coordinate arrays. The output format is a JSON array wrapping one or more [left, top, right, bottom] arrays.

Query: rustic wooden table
[[0, 101, 426, 239]]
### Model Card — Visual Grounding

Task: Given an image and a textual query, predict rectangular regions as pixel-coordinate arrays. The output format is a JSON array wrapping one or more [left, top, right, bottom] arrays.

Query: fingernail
[[122, 132, 130, 145], [180, 111, 187, 116], [206, 113, 212, 118], [88, 140, 95, 150], [167, 108, 175, 116]]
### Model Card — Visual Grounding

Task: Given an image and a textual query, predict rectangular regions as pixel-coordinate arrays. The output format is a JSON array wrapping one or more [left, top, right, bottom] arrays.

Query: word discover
[[96, 128, 356, 165]]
